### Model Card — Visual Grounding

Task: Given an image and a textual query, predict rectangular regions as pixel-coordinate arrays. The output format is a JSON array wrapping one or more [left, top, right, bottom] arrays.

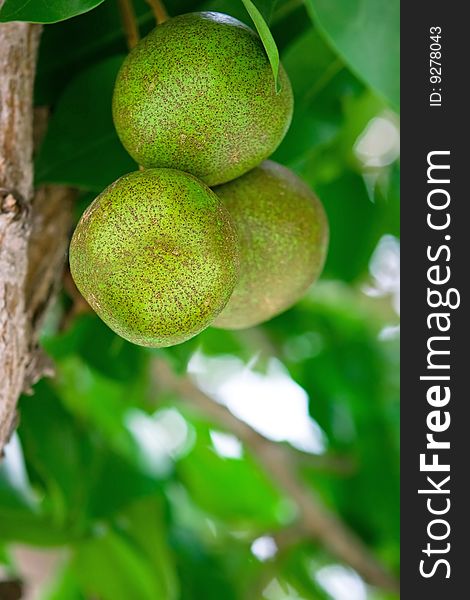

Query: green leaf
[[247, 0, 279, 22], [42, 567, 85, 600], [120, 498, 180, 600], [240, 0, 281, 92], [270, 0, 314, 53], [18, 379, 165, 530], [303, 170, 391, 282], [35, 55, 136, 192], [171, 529, 238, 600], [72, 528, 168, 600], [265, 285, 400, 564], [0, 0, 105, 23], [0, 453, 68, 545], [0, 443, 36, 513], [52, 355, 142, 459], [34, 0, 159, 105], [304, 0, 399, 110], [18, 381, 95, 531], [274, 28, 365, 165], [85, 450, 164, 520], [278, 543, 331, 599], [43, 313, 148, 384], [177, 414, 288, 530]]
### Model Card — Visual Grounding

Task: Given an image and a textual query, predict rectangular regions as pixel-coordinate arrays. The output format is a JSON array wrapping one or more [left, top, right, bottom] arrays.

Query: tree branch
[[0, 24, 75, 452], [118, 0, 140, 50], [0, 22, 41, 450], [23, 183, 76, 391], [153, 359, 399, 593], [145, 0, 168, 24]]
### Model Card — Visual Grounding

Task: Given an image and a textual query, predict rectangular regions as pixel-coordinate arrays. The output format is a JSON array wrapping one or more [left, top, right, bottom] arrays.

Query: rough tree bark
[[0, 23, 74, 453]]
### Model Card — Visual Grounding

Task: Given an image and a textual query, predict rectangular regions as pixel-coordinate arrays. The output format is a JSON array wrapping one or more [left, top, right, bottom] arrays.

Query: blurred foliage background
[[0, 1, 400, 599]]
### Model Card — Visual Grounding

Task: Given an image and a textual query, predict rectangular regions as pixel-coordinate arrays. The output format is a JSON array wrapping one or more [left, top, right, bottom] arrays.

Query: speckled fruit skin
[[112, 12, 293, 186], [69, 169, 239, 347], [212, 161, 329, 330]]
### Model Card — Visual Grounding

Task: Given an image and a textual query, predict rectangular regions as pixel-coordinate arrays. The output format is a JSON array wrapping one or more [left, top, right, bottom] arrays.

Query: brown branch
[[0, 579, 22, 600], [293, 448, 356, 476], [23, 184, 76, 391], [118, 0, 140, 50], [0, 22, 42, 450], [145, 0, 169, 24], [0, 25, 75, 452], [152, 359, 399, 593]]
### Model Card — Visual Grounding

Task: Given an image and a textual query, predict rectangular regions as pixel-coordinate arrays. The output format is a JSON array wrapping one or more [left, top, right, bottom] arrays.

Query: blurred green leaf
[[171, 529, 238, 600], [18, 379, 166, 530], [43, 567, 85, 600], [85, 449, 164, 520], [305, 0, 399, 109], [177, 414, 288, 530], [47, 355, 138, 459], [0, 456, 66, 545], [120, 497, 180, 600], [0, 0, 105, 23], [277, 543, 332, 599], [48, 356, 168, 518], [248, 0, 279, 22], [197, 327, 248, 359], [274, 28, 365, 165], [72, 527, 169, 600], [0, 453, 35, 513], [18, 381, 95, 532], [307, 170, 387, 282], [0, 445, 46, 544], [43, 314, 148, 383], [35, 55, 135, 191], [157, 325, 256, 376], [270, 0, 313, 52], [265, 284, 399, 562]]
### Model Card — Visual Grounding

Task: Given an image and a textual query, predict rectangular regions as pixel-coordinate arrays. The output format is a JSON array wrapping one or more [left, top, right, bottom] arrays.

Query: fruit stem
[[117, 0, 140, 50], [145, 0, 169, 24]]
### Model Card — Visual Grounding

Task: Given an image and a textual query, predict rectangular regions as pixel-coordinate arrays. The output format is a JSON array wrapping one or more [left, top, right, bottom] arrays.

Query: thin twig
[[118, 0, 140, 50], [145, 0, 169, 24], [152, 359, 399, 593]]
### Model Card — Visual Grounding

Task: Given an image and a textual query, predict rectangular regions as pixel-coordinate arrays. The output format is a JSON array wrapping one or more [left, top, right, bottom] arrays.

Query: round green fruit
[[112, 12, 293, 186], [69, 169, 239, 347], [212, 161, 328, 330]]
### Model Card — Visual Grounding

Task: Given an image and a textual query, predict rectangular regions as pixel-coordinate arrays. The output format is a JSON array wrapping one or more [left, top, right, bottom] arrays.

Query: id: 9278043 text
[[429, 26, 443, 107]]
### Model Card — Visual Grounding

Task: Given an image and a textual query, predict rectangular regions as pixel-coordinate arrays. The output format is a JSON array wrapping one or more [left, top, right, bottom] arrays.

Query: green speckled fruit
[[69, 169, 239, 347], [112, 12, 293, 186], [213, 161, 328, 330]]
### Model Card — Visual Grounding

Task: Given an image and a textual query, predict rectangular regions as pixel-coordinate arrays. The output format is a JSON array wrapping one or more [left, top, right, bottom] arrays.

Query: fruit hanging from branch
[[69, 168, 239, 347], [70, 11, 327, 348], [213, 161, 329, 330], [112, 11, 293, 186]]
